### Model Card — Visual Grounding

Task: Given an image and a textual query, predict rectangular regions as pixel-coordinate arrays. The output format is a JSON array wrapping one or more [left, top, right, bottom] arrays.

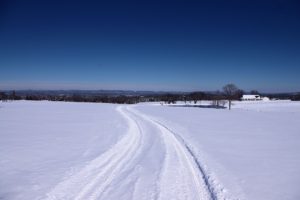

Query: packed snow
[[0, 100, 300, 200]]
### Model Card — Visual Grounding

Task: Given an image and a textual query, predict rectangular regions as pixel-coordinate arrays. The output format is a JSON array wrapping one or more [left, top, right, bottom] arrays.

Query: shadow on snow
[[168, 105, 226, 109]]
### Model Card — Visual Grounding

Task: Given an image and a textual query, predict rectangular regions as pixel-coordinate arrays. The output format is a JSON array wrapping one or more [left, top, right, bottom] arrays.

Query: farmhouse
[[241, 94, 262, 101]]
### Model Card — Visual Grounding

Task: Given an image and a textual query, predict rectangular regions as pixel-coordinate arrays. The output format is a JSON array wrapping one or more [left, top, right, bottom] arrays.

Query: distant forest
[[1, 89, 300, 104]]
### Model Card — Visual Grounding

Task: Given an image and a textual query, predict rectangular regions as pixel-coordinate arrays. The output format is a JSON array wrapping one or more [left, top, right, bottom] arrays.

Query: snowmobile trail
[[127, 106, 216, 200], [44, 105, 219, 200]]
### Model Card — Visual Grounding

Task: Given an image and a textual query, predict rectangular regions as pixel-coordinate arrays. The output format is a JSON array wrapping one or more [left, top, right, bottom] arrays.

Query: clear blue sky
[[0, 0, 299, 92]]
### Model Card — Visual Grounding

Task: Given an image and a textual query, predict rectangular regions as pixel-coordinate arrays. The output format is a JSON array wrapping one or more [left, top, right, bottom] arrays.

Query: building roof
[[242, 95, 261, 98]]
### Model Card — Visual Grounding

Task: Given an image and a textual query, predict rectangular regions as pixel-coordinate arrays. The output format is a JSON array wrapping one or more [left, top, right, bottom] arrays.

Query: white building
[[241, 94, 262, 101]]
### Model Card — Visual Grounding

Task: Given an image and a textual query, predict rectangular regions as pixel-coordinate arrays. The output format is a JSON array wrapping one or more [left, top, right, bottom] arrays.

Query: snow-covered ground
[[0, 101, 127, 199], [1, 100, 300, 200]]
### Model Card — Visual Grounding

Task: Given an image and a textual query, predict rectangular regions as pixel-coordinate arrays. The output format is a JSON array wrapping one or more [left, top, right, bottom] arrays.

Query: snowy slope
[[1, 100, 300, 200]]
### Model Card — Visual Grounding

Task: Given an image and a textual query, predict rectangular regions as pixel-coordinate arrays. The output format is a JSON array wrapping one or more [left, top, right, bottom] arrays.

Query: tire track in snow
[[44, 105, 225, 200], [127, 106, 219, 200], [153, 120, 220, 200], [44, 106, 143, 200]]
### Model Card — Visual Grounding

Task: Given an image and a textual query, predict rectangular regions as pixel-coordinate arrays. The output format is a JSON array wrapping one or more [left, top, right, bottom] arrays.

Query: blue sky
[[0, 0, 300, 92]]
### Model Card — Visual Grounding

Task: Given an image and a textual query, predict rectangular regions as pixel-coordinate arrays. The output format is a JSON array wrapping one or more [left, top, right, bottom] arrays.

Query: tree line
[[1, 84, 300, 109], [0, 84, 242, 107], [0, 91, 140, 104]]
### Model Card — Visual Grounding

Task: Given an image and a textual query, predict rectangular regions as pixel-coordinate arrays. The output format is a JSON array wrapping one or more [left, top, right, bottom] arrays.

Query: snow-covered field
[[1, 100, 300, 200]]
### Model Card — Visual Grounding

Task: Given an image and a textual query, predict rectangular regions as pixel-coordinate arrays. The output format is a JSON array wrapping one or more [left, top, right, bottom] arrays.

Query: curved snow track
[[44, 105, 223, 200]]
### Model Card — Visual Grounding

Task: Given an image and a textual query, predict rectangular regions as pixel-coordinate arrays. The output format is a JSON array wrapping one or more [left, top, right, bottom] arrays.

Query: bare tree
[[223, 84, 239, 110], [189, 92, 205, 104]]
